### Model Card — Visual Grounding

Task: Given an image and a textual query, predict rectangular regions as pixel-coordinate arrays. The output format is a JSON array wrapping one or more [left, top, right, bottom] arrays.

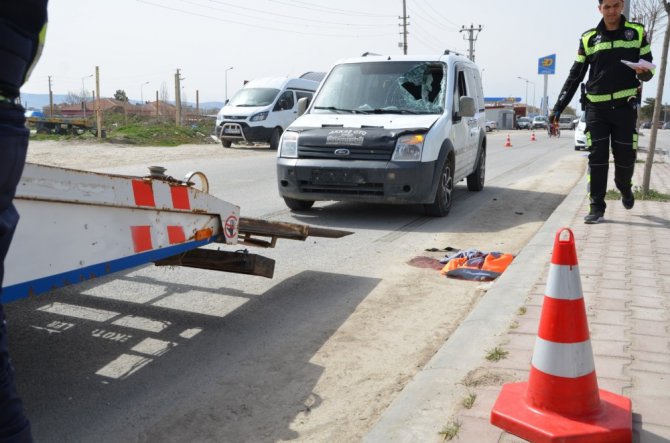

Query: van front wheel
[[221, 139, 232, 148], [283, 197, 314, 211], [424, 158, 454, 217], [270, 128, 283, 150]]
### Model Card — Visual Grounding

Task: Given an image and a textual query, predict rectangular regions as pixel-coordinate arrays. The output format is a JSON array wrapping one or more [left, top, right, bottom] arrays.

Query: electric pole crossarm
[[460, 24, 483, 62]]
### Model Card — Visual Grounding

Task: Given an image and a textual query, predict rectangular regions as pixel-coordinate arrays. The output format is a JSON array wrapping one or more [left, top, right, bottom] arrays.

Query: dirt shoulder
[[26, 139, 263, 170]]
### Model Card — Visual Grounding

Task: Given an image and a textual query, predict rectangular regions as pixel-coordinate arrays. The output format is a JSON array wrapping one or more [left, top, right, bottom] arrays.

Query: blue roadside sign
[[538, 54, 556, 75]]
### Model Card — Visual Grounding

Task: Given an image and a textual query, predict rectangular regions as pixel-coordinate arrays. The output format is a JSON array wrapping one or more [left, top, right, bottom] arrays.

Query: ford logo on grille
[[334, 148, 350, 156]]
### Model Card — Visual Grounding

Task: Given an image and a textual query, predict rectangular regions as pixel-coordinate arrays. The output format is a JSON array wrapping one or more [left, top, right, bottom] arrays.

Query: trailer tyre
[[283, 197, 314, 211], [270, 128, 282, 150], [221, 139, 232, 148]]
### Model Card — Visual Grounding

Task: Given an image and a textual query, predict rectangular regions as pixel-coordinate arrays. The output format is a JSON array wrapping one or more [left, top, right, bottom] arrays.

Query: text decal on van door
[[326, 129, 367, 146]]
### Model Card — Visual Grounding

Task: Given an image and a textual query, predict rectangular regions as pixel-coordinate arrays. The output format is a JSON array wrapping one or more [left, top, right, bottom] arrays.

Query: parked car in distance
[[531, 115, 548, 130], [559, 116, 574, 130], [516, 117, 531, 130], [574, 113, 587, 151], [663, 122, 670, 129], [486, 120, 497, 132], [641, 121, 664, 129]]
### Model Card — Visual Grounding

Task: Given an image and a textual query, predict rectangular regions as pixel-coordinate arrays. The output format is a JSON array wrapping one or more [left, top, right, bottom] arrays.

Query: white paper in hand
[[621, 59, 656, 70]]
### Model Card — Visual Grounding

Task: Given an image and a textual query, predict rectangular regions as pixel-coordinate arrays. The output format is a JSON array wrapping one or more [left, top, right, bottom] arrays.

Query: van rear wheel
[[424, 158, 454, 217], [283, 197, 314, 211], [270, 128, 282, 150]]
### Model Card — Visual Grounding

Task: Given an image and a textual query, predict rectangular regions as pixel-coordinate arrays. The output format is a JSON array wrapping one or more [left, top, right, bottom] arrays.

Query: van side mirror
[[297, 97, 309, 116], [459, 96, 476, 117]]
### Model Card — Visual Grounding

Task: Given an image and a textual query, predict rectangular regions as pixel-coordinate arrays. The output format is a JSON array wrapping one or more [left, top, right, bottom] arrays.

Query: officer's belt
[[586, 88, 638, 103]]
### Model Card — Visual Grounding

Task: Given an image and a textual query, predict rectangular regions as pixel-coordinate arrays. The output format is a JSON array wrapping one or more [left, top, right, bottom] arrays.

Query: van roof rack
[[443, 49, 464, 57], [361, 52, 381, 57]]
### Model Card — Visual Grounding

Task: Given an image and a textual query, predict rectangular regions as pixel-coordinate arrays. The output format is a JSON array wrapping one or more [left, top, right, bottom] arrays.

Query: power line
[[189, 0, 393, 28], [137, 0, 396, 37], [273, 0, 396, 18], [409, 2, 459, 32], [407, 7, 452, 43], [420, 0, 461, 30]]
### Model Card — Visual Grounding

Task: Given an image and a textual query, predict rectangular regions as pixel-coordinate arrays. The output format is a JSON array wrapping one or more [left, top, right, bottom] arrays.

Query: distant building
[[56, 98, 176, 118]]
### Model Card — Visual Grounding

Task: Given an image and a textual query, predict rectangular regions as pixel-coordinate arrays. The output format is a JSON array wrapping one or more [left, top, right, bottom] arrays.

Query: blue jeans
[[0, 104, 32, 443]]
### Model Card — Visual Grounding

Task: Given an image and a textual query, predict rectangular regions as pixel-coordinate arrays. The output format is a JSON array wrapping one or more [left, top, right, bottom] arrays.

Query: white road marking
[[180, 328, 203, 339], [112, 315, 171, 333], [152, 292, 247, 317], [131, 338, 176, 357], [96, 354, 152, 379], [38, 302, 118, 322]]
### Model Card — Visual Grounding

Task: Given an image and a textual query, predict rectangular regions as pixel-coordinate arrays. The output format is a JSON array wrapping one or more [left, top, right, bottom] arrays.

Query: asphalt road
[[7, 130, 588, 442]]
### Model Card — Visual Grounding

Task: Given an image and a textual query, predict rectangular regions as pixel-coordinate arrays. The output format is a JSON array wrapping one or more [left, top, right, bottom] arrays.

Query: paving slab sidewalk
[[365, 146, 670, 443]]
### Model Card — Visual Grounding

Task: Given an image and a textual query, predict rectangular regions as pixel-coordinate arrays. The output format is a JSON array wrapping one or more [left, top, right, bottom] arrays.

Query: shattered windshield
[[228, 88, 280, 107], [312, 61, 445, 115]]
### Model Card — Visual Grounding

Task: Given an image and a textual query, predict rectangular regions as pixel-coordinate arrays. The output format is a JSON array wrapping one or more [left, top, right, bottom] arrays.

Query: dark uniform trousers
[[585, 103, 637, 213], [0, 104, 32, 443]]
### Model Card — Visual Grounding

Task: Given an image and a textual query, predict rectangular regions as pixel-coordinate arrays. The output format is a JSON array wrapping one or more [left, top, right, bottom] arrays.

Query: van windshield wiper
[[358, 108, 421, 115], [313, 106, 357, 114]]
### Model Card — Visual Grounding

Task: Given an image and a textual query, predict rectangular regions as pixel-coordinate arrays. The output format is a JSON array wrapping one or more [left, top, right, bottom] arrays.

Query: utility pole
[[175, 69, 182, 126], [399, 0, 409, 55], [196, 89, 200, 116], [460, 24, 483, 62], [155, 90, 159, 117], [48, 75, 53, 116], [95, 65, 102, 138]]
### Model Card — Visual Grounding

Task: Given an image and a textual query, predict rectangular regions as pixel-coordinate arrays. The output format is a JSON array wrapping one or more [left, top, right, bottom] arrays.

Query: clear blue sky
[[21, 0, 669, 109]]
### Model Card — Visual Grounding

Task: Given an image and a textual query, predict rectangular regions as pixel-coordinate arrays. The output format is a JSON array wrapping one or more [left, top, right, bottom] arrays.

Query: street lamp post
[[140, 81, 149, 104], [225, 66, 233, 102], [81, 74, 93, 118], [517, 76, 529, 114]]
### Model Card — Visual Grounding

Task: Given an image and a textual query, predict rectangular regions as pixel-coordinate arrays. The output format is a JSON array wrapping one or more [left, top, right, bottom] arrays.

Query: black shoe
[[584, 210, 605, 224], [621, 189, 635, 210]]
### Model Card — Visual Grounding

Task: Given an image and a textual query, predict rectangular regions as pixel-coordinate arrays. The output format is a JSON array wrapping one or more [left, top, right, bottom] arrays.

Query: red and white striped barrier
[[490, 228, 632, 442], [3, 164, 239, 302]]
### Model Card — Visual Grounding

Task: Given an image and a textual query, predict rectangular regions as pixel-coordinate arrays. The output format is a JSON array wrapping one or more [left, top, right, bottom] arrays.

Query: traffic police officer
[[1, 2, 48, 442], [551, 0, 654, 224]]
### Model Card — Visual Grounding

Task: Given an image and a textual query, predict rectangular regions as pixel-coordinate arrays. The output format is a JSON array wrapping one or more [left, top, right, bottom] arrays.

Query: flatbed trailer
[[27, 116, 103, 136], [2, 164, 350, 303]]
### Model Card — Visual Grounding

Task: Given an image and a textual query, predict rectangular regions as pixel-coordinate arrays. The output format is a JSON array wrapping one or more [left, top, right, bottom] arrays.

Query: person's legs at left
[[0, 104, 32, 443]]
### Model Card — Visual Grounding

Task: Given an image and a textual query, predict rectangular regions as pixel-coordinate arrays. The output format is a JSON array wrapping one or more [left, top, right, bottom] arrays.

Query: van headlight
[[250, 111, 268, 122], [279, 131, 299, 158], [392, 134, 424, 161]]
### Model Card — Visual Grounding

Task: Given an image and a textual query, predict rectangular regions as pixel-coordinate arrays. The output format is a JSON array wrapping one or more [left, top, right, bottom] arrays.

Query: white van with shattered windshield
[[276, 52, 487, 216]]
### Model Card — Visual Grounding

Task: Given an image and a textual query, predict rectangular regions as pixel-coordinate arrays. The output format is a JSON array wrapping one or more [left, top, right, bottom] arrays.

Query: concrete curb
[[364, 175, 588, 443]]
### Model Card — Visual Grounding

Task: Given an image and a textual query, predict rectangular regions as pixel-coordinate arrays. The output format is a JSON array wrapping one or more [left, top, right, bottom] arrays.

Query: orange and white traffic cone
[[504, 134, 512, 148], [490, 228, 632, 443], [531, 131, 536, 141]]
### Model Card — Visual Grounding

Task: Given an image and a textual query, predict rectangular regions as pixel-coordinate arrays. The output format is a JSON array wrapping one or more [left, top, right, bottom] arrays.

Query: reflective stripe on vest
[[582, 21, 644, 56], [587, 87, 638, 103]]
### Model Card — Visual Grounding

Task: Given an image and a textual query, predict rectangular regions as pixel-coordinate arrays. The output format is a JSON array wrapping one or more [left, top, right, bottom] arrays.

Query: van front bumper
[[277, 158, 437, 204], [216, 122, 273, 143]]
